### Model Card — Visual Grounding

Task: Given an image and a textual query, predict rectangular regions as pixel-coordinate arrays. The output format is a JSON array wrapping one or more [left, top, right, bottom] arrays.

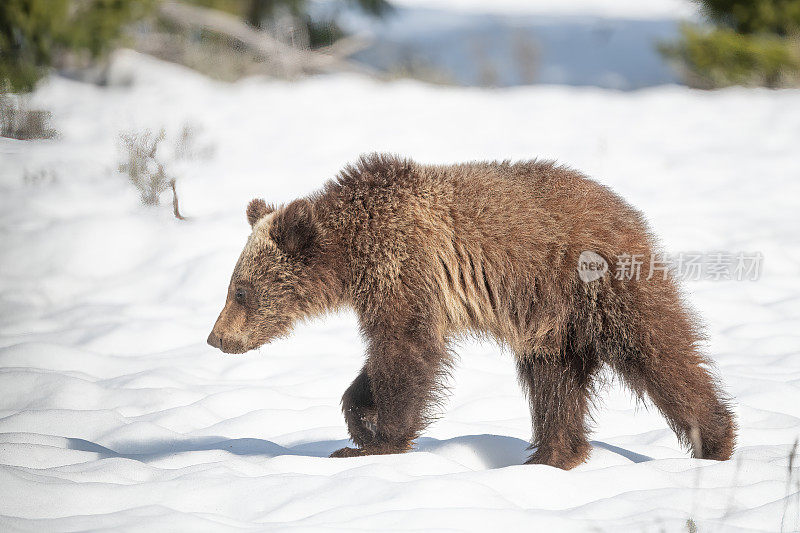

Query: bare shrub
[[0, 89, 58, 140], [118, 129, 170, 206], [118, 128, 183, 220], [782, 438, 799, 532], [117, 124, 214, 220]]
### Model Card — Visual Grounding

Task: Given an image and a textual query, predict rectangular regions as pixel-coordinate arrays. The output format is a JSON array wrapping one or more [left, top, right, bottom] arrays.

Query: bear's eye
[[234, 287, 247, 305]]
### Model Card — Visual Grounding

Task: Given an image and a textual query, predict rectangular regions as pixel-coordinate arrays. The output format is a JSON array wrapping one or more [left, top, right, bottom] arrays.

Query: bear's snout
[[207, 331, 244, 353], [207, 301, 251, 354], [207, 331, 222, 350], [207, 329, 249, 354]]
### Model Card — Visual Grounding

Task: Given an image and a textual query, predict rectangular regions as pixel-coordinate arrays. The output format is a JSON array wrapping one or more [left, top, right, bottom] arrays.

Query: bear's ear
[[270, 199, 317, 257], [247, 198, 273, 227]]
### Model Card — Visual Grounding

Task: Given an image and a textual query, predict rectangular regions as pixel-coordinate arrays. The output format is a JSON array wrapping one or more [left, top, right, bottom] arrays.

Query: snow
[[2, 47, 800, 531]]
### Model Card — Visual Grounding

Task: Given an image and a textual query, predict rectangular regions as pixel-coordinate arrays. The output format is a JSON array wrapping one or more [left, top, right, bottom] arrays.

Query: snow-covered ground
[[1, 46, 800, 531]]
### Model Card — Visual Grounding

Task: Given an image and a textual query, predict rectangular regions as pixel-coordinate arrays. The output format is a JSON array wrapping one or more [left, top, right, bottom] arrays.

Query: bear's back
[[322, 153, 653, 269], [316, 154, 658, 346]]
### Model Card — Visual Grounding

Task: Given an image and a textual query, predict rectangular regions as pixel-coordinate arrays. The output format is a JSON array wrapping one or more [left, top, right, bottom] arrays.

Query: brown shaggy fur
[[208, 153, 736, 469]]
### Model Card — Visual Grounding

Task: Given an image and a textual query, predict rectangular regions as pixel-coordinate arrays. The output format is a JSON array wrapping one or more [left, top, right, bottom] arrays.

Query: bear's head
[[207, 197, 327, 354]]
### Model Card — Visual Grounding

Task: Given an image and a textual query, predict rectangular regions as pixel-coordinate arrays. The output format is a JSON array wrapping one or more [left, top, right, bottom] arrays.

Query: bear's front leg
[[331, 369, 382, 457], [330, 322, 448, 458]]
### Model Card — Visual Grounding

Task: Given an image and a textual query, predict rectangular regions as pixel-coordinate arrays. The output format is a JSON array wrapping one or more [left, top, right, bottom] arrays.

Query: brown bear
[[207, 153, 736, 469]]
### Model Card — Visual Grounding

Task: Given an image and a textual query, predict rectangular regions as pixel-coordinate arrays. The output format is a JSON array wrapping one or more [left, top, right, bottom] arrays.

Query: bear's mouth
[[219, 344, 249, 354], [207, 332, 253, 354], [221, 335, 273, 354]]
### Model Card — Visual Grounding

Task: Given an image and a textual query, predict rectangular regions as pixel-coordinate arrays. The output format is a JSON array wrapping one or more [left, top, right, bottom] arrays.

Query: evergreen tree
[[662, 0, 800, 88], [0, 0, 154, 92], [697, 0, 800, 35], [1, 0, 389, 93]]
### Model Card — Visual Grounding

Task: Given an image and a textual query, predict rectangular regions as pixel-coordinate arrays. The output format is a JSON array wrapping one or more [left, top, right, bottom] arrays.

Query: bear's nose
[[207, 332, 222, 350]]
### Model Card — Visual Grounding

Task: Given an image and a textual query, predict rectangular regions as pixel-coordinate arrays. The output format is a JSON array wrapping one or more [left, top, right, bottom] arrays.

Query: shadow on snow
[[66, 434, 652, 468]]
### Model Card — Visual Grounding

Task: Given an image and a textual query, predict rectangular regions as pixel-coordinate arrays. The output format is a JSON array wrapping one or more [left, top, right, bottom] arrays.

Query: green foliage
[[662, 24, 800, 88], [0, 0, 154, 93], [307, 20, 346, 49], [1, 0, 389, 92], [695, 0, 800, 36], [663, 0, 800, 88], [345, 0, 391, 17]]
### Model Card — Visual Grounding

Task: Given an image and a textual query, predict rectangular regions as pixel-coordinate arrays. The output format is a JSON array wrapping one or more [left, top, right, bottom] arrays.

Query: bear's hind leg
[[517, 351, 600, 470], [610, 346, 735, 460]]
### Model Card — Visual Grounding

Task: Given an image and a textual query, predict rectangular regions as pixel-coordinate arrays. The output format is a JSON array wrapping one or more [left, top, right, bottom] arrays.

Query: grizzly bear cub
[[208, 153, 735, 469]]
